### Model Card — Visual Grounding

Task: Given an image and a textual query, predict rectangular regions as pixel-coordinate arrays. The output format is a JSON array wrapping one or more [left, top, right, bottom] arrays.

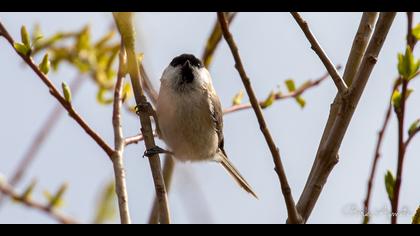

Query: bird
[[155, 53, 257, 198]]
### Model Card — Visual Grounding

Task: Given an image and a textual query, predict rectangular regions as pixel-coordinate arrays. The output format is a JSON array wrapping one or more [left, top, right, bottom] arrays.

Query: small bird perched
[[155, 53, 257, 198]]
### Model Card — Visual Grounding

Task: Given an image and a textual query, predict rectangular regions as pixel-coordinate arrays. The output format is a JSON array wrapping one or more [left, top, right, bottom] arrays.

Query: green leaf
[[296, 96, 306, 108], [47, 183, 68, 209], [285, 79, 297, 92], [408, 119, 420, 137], [392, 89, 401, 110], [13, 42, 31, 56], [385, 170, 396, 202], [232, 90, 244, 106], [412, 23, 420, 41], [413, 206, 420, 224], [397, 46, 420, 80], [61, 82, 72, 103], [261, 91, 276, 109], [93, 181, 117, 224], [96, 87, 113, 105], [20, 25, 31, 48], [38, 53, 50, 75], [21, 179, 37, 200], [122, 83, 132, 102], [94, 31, 115, 49]]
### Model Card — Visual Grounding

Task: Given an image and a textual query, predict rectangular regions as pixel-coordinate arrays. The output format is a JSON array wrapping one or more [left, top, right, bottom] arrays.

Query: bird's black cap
[[170, 54, 204, 68]]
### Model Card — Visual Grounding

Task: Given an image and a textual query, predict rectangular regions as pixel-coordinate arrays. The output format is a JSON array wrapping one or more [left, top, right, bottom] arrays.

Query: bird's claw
[[143, 146, 173, 158]]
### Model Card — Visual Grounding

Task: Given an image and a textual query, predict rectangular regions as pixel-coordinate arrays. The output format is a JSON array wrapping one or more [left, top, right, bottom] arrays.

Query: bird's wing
[[208, 90, 225, 154]]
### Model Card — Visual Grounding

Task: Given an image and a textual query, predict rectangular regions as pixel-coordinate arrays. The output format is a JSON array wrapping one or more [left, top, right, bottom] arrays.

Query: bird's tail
[[217, 152, 258, 199]]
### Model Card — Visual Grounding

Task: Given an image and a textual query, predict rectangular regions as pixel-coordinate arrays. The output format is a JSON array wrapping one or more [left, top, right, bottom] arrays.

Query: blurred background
[[0, 12, 419, 224]]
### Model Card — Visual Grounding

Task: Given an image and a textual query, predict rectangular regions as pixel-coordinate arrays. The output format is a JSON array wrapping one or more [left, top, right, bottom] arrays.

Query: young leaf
[[122, 83, 132, 102], [38, 53, 50, 75], [13, 42, 30, 56], [413, 23, 420, 41], [413, 206, 420, 224], [285, 79, 297, 92], [392, 90, 401, 110], [62, 82, 72, 103], [261, 91, 276, 109], [20, 179, 37, 200], [385, 170, 396, 202], [48, 183, 68, 209], [232, 90, 244, 106], [296, 96, 306, 108], [397, 46, 420, 80], [20, 25, 31, 48], [408, 119, 420, 137]]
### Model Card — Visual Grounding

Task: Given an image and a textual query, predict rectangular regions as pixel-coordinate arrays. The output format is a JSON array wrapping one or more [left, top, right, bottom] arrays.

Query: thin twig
[[391, 12, 417, 224], [0, 179, 79, 224], [392, 78, 408, 224], [405, 124, 420, 148], [0, 76, 84, 207], [0, 21, 114, 158], [113, 12, 171, 224], [296, 12, 396, 223], [218, 12, 302, 224], [111, 46, 131, 224], [290, 12, 348, 94], [363, 79, 399, 224], [223, 66, 341, 114]]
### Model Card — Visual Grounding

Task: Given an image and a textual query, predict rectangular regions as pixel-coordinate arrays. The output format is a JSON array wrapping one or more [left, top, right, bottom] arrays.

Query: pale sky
[[0, 12, 419, 224]]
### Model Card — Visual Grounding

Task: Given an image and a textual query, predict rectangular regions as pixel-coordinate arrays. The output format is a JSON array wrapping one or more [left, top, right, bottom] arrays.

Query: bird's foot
[[143, 146, 173, 158]]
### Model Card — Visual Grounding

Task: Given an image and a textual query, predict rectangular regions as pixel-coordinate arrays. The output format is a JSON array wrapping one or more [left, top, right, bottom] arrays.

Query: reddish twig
[[218, 12, 302, 224], [0, 21, 114, 157], [0, 179, 79, 224], [223, 66, 341, 114], [363, 79, 400, 224]]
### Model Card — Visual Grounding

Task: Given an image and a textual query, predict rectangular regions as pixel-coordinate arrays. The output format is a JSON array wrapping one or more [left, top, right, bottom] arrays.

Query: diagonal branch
[[290, 12, 348, 95], [0, 178, 79, 224], [295, 12, 396, 223], [218, 12, 302, 224], [0, 76, 85, 207], [113, 12, 171, 224], [0, 21, 114, 158]]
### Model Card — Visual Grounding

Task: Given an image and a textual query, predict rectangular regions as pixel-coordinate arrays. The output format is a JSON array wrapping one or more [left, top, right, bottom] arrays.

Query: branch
[[0, 76, 84, 207], [111, 46, 131, 224], [363, 79, 399, 224], [218, 12, 302, 224], [0, 21, 114, 158], [290, 12, 348, 94], [148, 155, 175, 224], [0, 178, 78, 224], [405, 122, 420, 148], [223, 66, 341, 114], [202, 12, 237, 68], [113, 12, 171, 224], [391, 12, 417, 224], [296, 12, 396, 223], [343, 13, 379, 86]]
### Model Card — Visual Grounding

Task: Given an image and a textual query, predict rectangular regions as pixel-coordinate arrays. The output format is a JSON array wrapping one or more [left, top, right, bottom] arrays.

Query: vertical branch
[[218, 12, 302, 224], [148, 155, 175, 224], [113, 12, 171, 224], [296, 12, 396, 223], [390, 12, 417, 224], [111, 46, 131, 224]]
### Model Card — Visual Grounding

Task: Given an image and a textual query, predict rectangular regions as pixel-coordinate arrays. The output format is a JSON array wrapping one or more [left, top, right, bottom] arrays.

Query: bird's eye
[[170, 54, 203, 68]]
